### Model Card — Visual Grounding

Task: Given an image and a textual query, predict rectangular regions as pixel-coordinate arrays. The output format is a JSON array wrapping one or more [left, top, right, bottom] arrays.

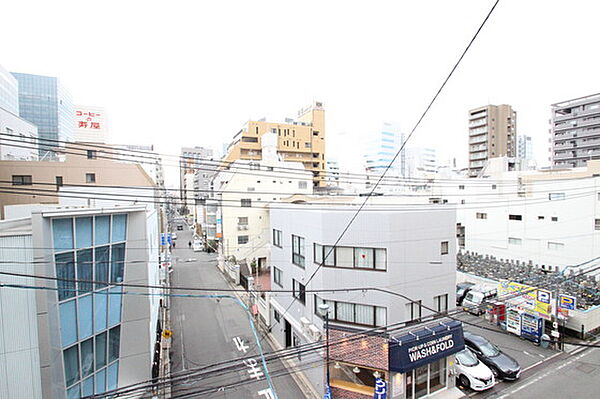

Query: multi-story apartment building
[[0, 148, 155, 219], [550, 93, 600, 168], [0, 204, 161, 398], [0, 64, 19, 114], [224, 101, 326, 188], [364, 122, 404, 177], [269, 199, 460, 398], [0, 106, 38, 160], [179, 146, 213, 206], [518, 135, 533, 160], [403, 146, 437, 178], [11, 72, 74, 159], [468, 104, 517, 177], [211, 132, 312, 265]]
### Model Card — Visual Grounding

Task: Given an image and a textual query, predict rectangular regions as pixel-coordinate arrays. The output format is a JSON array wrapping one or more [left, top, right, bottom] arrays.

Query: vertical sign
[[374, 378, 387, 399]]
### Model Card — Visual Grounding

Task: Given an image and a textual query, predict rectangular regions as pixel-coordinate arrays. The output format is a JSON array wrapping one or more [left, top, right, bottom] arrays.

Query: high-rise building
[[74, 105, 108, 143], [0, 64, 19, 114], [550, 93, 600, 168], [468, 104, 517, 177], [364, 122, 404, 177], [11, 72, 74, 159], [179, 146, 214, 209], [325, 159, 340, 186], [403, 147, 437, 178], [224, 101, 326, 188], [518, 135, 533, 160]]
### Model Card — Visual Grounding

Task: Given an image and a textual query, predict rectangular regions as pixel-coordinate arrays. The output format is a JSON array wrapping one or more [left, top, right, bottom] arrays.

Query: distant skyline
[[2, 0, 600, 186]]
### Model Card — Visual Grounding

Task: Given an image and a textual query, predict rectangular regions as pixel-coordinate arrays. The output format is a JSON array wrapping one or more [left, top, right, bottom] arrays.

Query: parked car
[[456, 282, 476, 305], [454, 348, 495, 391], [462, 286, 497, 315], [463, 332, 521, 381]]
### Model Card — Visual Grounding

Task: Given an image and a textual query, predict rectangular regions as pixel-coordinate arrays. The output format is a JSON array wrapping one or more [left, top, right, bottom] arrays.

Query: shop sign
[[558, 294, 576, 310], [498, 281, 551, 318], [389, 321, 464, 373]]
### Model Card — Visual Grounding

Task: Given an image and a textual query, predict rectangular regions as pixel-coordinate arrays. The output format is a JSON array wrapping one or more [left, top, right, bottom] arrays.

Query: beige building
[[224, 101, 326, 187], [468, 104, 517, 177], [0, 150, 155, 219]]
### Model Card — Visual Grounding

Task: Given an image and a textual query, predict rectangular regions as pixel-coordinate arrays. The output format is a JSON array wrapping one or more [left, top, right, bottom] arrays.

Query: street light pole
[[318, 303, 331, 388]]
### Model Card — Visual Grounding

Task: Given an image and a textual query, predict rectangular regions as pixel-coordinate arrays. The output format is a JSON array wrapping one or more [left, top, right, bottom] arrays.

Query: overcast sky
[[2, 0, 599, 186]]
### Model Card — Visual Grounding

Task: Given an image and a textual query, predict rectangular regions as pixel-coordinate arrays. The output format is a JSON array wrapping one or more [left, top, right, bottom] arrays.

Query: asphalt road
[[169, 227, 305, 398]]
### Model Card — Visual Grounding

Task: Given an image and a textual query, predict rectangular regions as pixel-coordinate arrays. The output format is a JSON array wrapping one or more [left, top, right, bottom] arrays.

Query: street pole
[[325, 312, 330, 386]]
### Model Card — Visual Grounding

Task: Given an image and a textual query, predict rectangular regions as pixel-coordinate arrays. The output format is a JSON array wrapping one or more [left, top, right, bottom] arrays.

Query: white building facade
[[74, 106, 108, 143], [269, 201, 457, 396], [0, 106, 38, 160]]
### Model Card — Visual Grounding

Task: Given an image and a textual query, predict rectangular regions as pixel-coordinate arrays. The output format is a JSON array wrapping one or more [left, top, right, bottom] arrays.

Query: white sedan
[[454, 348, 495, 391]]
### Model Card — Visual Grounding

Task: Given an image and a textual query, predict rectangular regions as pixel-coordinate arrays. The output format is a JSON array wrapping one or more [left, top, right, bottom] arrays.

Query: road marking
[[522, 351, 561, 372], [523, 351, 531, 356], [497, 350, 591, 399], [538, 353, 545, 358]]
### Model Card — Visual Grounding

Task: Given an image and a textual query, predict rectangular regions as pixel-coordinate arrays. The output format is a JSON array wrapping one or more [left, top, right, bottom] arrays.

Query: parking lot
[[454, 312, 559, 395]]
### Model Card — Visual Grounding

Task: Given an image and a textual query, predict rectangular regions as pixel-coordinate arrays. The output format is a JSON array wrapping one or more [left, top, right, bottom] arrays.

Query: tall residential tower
[[550, 93, 600, 168], [468, 104, 517, 177]]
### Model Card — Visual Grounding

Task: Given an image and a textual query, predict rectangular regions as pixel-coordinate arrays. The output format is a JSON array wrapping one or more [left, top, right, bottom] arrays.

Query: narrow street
[[169, 227, 306, 398]]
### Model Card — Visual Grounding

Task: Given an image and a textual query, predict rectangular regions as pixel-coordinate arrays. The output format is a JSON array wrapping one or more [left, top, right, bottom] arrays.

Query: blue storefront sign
[[160, 233, 166, 246], [389, 320, 464, 373], [167, 233, 173, 245], [323, 384, 332, 399], [374, 378, 387, 399]]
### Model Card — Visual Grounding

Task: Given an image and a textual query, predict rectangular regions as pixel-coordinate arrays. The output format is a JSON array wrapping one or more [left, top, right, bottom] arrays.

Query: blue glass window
[[94, 291, 107, 333], [110, 243, 125, 283], [67, 384, 80, 399], [95, 368, 106, 394], [95, 216, 110, 246], [95, 332, 107, 369], [81, 338, 94, 378], [53, 218, 73, 251], [108, 287, 122, 327], [60, 300, 78, 347], [107, 361, 119, 390], [109, 326, 120, 363], [95, 246, 109, 289], [111, 214, 127, 242], [82, 376, 94, 396], [75, 217, 92, 248], [56, 252, 75, 301], [63, 345, 80, 387], [77, 249, 93, 294], [78, 294, 93, 339]]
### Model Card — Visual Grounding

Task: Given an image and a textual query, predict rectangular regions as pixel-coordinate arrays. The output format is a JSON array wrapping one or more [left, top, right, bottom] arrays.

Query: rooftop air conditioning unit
[[308, 324, 321, 340], [300, 317, 310, 329]]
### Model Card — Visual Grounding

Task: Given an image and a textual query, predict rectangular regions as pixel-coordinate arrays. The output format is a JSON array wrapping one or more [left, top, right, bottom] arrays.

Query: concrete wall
[[0, 106, 38, 161]]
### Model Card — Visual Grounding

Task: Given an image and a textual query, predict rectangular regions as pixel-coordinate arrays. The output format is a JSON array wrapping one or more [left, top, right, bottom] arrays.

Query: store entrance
[[405, 358, 447, 398]]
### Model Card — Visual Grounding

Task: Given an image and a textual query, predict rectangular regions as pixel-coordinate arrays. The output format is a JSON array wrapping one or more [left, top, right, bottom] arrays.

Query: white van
[[192, 239, 203, 252], [462, 287, 497, 315]]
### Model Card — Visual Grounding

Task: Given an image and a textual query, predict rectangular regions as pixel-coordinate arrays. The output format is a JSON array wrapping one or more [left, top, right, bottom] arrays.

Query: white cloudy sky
[[2, 0, 599, 186]]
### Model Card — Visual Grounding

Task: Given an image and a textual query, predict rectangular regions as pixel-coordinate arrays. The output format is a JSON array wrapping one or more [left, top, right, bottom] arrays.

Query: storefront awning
[[388, 320, 464, 373]]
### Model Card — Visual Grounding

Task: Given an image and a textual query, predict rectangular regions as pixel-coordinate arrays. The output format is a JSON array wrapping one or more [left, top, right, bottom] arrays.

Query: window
[[108, 287, 122, 327], [509, 214, 522, 221], [77, 249, 93, 293], [55, 252, 75, 301], [549, 192, 566, 201], [508, 237, 522, 245], [78, 294, 93, 339], [95, 246, 109, 289], [56, 176, 63, 191], [313, 244, 387, 270], [108, 326, 120, 363], [238, 217, 248, 227], [330, 361, 386, 395], [548, 242, 564, 250], [407, 301, 422, 321], [315, 295, 386, 327], [60, 300, 78, 347], [292, 235, 305, 267], [292, 279, 306, 304], [273, 309, 281, 323], [12, 175, 32, 185], [492, 184, 497, 190], [95, 332, 107, 369], [458, 185, 465, 190], [272, 229, 282, 248], [551, 216, 558, 222], [81, 338, 94, 378], [85, 173, 96, 183], [273, 267, 282, 287], [441, 241, 449, 255], [298, 181, 307, 189], [111, 214, 127, 242], [241, 198, 252, 207], [110, 243, 125, 283], [596, 219, 600, 231], [53, 218, 74, 251], [63, 345, 80, 387], [95, 216, 110, 246], [434, 294, 448, 313], [476, 212, 487, 219], [538, 216, 545, 220], [87, 150, 97, 159], [238, 235, 249, 245]]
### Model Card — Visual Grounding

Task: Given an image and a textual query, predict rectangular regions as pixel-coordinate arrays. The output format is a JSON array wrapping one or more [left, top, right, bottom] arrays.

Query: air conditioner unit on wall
[[308, 324, 321, 341]]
